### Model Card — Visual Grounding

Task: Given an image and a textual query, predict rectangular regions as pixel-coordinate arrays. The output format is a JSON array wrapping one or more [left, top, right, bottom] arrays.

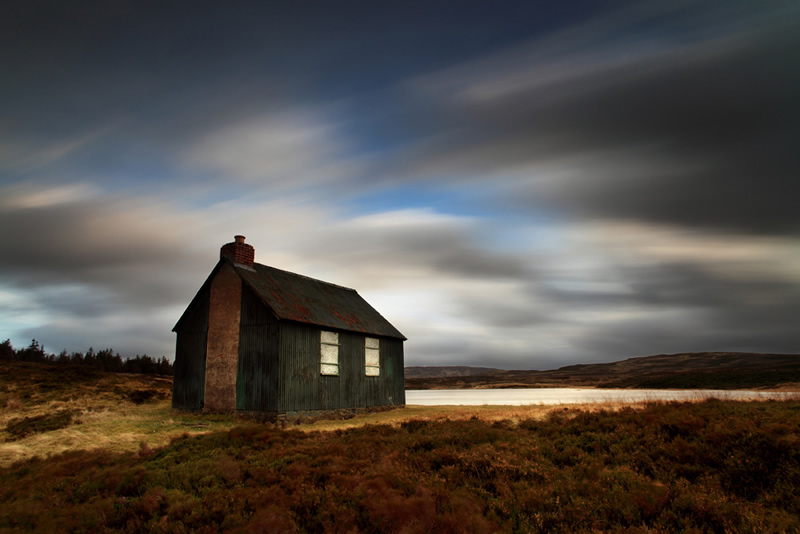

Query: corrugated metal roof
[[231, 259, 406, 340]]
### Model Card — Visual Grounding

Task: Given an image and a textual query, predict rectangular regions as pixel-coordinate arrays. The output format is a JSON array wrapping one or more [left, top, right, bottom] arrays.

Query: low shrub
[[5, 410, 78, 440], [128, 389, 165, 405], [1, 400, 799, 532]]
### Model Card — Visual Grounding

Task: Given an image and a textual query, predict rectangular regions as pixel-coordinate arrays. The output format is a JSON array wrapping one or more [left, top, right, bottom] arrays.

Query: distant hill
[[404, 366, 502, 378], [405, 352, 800, 390]]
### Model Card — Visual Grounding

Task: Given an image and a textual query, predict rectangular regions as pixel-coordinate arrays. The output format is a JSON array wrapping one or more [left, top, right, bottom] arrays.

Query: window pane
[[320, 330, 339, 376], [321, 343, 338, 364], [365, 337, 379, 377], [321, 363, 339, 376], [365, 347, 379, 367], [321, 331, 338, 345]]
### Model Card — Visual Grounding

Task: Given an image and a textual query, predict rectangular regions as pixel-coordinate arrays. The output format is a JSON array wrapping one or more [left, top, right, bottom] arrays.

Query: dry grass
[[4, 398, 799, 533], [292, 401, 640, 433], [1, 398, 641, 467], [0, 363, 240, 466], [0, 399, 240, 467], [8, 395, 794, 467], [291, 390, 800, 433], [3, 361, 795, 467]]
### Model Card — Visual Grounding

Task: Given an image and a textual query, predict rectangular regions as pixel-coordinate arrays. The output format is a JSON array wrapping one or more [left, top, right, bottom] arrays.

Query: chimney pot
[[220, 235, 255, 266]]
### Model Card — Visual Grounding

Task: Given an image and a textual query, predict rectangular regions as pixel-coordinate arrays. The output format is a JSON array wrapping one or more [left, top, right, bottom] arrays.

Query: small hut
[[172, 236, 406, 416]]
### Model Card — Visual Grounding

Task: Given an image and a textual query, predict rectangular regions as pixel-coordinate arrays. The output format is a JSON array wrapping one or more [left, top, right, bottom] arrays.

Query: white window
[[320, 331, 339, 376], [365, 337, 380, 376]]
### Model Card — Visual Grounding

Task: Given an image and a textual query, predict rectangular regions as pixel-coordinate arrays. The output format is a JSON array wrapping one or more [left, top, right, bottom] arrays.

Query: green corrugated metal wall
[[278, 322, 405, 413], [172, 287, 209, 410], [172, 278, 405, 413], [236, 285, 280, 411], [382, 336, 406, 406]]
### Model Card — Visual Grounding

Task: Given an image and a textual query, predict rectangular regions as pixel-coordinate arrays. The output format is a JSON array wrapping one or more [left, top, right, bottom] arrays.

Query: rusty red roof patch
[[231, 259, 405, 339]]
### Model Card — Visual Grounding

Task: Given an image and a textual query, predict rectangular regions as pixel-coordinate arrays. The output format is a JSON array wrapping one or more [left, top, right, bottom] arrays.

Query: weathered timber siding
[[204, 263, 241, 411], [278, 322, 405, 413], [381, 336, 406, 407], [236, 285, 280, 412], [172, 286, 209, 410]]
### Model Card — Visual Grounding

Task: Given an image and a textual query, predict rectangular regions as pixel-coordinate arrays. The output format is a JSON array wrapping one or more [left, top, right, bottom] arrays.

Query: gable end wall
[[172, 285, 209, 410]]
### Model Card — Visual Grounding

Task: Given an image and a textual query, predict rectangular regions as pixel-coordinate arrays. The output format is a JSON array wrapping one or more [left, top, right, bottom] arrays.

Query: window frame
[[365, 337, 380, 377], [320, 330, 340, 376]]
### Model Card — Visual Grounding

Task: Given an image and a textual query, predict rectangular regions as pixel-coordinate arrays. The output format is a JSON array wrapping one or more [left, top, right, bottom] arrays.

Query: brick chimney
[[220, 235, 255, 266]]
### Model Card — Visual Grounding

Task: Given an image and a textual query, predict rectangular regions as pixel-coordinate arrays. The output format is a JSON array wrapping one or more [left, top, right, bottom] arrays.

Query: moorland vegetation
[[0, 361, 232, 466], [1, 362, 799, 532]]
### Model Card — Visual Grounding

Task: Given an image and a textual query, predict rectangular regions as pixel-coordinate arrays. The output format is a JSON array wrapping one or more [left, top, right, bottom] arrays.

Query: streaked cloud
[[0, 1, 798, 368], [181, 111, 362, 192], [392, 2, 800, 233]]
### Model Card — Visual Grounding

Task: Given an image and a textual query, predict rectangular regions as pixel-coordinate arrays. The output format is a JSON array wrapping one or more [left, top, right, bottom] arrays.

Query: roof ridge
[[253, 262, 357, 293]]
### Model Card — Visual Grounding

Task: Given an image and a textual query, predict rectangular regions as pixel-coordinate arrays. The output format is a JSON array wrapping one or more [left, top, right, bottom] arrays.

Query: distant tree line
[[0, 338, 173, 376]]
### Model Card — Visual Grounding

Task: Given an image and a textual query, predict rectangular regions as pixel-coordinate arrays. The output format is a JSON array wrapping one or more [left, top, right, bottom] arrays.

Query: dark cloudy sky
[[1, 1, 798, 369]]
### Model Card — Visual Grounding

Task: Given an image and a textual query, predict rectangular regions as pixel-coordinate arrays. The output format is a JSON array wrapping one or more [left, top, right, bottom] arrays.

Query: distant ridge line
[[405, 352, 800, 390], [404, 366, 502, 378]]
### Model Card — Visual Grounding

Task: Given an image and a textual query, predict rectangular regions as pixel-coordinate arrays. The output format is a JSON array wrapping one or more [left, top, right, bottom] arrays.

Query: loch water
[[405, 388, 795, 406]]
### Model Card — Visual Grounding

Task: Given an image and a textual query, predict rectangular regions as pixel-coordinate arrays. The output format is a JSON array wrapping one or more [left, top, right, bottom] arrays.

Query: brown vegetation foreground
[[0, 361, 632, 467], [2, 398, 800, 533], [2, 362, 800, 532]]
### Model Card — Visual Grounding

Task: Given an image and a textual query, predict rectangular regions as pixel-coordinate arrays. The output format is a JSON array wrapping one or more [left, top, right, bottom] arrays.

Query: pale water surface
[[405, 388, 796, 406]]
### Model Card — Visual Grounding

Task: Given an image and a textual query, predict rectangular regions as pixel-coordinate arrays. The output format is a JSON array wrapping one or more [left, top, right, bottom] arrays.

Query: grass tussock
[[4, 410, 79, 441], [2, 399, 799, 533]]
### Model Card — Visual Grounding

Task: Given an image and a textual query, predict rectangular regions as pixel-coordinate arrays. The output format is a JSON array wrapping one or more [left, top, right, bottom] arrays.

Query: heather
[[2, 399, 799, 533]]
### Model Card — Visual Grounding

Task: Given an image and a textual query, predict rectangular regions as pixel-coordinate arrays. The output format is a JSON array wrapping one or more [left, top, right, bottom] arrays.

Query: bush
[[128, 389, 164, 405], [2, 400, 799, 532], [5, 410, 78, 440]]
